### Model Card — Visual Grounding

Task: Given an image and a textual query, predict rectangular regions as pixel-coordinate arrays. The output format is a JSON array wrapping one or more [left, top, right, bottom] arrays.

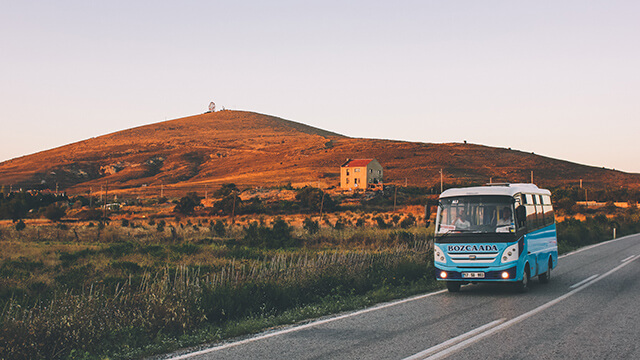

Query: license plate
[[462, 272, 485, 279]]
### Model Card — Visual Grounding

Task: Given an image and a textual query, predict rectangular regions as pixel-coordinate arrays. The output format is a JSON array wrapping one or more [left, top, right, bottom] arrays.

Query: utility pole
[[103, 181, 108, 223], [580, 179, 583, 189], [440, 169, 443, 193], [319, 191, 325, 223], [585, 188, 588, 208], [393, 186, 398, 212], [531, 171, 534, 184], [231, 191, 236, 221]]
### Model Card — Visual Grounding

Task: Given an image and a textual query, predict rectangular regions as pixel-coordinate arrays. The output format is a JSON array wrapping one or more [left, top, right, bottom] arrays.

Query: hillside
[[0, 110, 638, 197]]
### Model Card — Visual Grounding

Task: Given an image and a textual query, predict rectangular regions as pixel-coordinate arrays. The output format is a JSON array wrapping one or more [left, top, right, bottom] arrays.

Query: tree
[[295, 187, 336, 212], [214, 183, 238, 198], [173, 192, 201, 215], [1, 198, 27, 222], [44, 204, 66, 222], [214, 194, 241, 215]]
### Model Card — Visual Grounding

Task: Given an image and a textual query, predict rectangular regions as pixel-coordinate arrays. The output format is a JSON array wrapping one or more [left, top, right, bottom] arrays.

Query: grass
[[0, 220, 436, 359], [2, 207, 638, 359]]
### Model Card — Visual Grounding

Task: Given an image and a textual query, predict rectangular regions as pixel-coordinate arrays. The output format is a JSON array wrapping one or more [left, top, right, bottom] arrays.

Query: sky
[[1, 1, 639, 173]]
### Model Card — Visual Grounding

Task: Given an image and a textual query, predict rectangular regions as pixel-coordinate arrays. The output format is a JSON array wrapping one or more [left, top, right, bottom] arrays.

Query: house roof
[[341, 159, 375, 167]]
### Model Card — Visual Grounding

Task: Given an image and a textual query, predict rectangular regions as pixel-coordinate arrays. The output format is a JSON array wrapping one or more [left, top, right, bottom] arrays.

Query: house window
[[346, 169, 350, 176], [369, 169, 372, 173], [346, 178, 349, 184], [354, 168, 360, 172], [354, 178, 359, 184]]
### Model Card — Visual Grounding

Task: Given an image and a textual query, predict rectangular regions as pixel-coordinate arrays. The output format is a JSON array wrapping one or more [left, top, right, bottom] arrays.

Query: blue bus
[[434, 183, 558, 292]]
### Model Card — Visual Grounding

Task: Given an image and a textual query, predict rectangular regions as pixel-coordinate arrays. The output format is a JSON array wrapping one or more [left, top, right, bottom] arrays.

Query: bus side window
[[542, 195, 555, 226], [524, 194, 538, 230], [534, 195, 544, 226], [515, 205, 526, 229]]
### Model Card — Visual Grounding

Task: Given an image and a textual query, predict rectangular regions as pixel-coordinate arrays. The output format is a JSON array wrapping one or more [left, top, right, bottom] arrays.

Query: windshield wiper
[[437, 228, 474, 240]]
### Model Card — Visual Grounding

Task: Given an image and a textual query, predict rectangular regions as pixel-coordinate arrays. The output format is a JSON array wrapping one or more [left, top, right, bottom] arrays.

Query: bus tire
[[515, 266, 530, 293], [539, 258, 552, 284], [446, 282, 461, 292]]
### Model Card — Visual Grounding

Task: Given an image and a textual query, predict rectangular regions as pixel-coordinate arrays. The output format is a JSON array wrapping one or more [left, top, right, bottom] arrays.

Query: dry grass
[[0, 219, 436, 359]]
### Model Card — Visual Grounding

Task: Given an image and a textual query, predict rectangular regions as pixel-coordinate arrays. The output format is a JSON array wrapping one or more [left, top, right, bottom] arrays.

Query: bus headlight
[[434, 245, 446, 263], [501, 243, 519, 263]]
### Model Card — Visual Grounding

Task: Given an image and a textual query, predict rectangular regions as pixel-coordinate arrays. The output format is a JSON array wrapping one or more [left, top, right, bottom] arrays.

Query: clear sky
[[2, 1, 639, 173]]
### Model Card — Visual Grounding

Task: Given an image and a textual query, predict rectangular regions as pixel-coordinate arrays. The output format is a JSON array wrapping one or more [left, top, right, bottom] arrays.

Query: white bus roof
[[439, 183, 551, 199]]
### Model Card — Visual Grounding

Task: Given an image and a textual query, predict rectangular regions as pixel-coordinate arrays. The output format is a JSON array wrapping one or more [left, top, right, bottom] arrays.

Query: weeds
[[1, 241, 433, 359]]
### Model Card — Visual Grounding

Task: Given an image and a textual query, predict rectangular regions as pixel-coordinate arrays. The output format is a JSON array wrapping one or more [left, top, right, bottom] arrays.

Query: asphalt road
[[164, 233, 640, 360]]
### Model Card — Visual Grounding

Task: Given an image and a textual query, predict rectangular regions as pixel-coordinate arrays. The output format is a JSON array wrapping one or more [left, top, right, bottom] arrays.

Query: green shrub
[[156, 220, 166, 233], [15, 220, 26, 231], [103, 243, 135, 258], [303, 218, 320, 234], [400, 214, 416, 229], [44, 204, 66, 222], [212, 220, 226, 237]]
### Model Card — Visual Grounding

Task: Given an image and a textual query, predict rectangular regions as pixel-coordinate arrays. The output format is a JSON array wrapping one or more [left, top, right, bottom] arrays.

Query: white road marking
[[559, 233, 639, 259], [404, 254, 640, 360], [621, 255, 636, 263], [569, 274, 599, 289], [403, 319, 506, 360], [167, 289, 447, 359]]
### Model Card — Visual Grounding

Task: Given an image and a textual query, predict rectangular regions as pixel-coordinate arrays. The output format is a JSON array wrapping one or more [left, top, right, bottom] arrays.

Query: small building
[[340, 158, 383, 191]]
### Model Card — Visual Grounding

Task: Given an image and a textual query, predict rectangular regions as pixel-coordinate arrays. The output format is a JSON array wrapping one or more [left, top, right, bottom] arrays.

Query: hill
[[0, 110, 638, 197]]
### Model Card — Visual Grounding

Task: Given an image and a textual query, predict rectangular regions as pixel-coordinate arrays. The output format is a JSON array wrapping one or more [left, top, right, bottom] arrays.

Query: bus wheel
[[515, 267, 530, 293], [539, 259, 552, 284], [446, 282, 461, 292]]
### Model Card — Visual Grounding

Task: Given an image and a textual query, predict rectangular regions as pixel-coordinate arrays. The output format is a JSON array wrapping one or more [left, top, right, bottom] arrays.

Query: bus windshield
[[436, 196, 515, 235]]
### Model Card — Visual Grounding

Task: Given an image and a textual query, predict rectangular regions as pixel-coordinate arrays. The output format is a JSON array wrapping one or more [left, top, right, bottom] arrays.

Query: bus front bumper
[[435, 266, 518, 282]]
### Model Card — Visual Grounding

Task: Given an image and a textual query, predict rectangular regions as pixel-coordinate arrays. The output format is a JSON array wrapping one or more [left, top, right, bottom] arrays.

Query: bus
[[434, 183, 558, 292]]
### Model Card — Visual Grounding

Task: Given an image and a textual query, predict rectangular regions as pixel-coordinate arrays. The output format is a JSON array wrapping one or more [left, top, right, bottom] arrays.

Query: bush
[[156, 220, 166, 233], [243, 218, 294, 248], [400, 214, 416, 229], [212, 220, 226, 237], [15, 220, 26, 231], [44, 204, 66, 222], [373, 215, 389, 229], [303, 218, 319, 234]]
